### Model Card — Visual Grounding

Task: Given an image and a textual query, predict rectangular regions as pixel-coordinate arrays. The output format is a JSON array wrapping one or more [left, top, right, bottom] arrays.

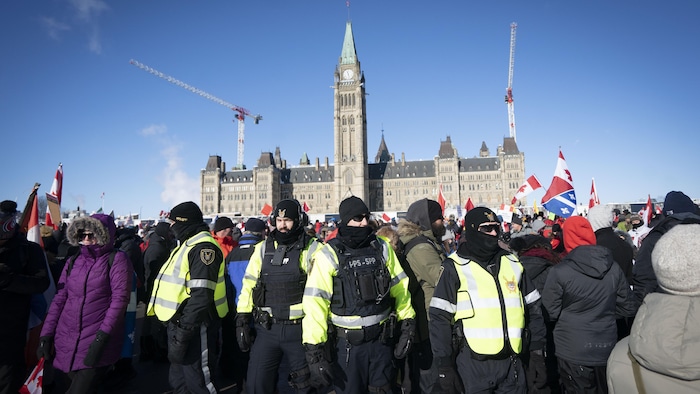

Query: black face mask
[[459, 228, 501, 264], [272, 226, 304, 245], [338, 224, 374, 249]]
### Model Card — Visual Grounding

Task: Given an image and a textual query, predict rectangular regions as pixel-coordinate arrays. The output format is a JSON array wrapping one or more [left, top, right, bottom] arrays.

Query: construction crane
[[130, 59, 262, 169], [505, 22, 517, 142]]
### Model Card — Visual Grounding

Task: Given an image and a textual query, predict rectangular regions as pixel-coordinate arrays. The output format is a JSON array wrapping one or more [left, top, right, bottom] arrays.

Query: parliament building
[[200, 21, 525, 218]]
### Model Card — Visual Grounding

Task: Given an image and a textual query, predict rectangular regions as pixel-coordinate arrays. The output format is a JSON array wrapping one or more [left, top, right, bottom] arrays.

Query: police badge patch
[[200, 248, 216, 265]]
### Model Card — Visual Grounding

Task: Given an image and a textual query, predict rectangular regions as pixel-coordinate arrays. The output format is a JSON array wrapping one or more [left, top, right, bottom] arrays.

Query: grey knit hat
[[652, 224, 700, 296], [587, 204, 613, 232]]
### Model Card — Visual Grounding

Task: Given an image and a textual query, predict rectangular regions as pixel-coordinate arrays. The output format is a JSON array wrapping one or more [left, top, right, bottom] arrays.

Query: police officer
[[147, 201, 228, 394], [429, 207, 546, 393], [236, 199, 320, 393], [302, 196, 416, 393]]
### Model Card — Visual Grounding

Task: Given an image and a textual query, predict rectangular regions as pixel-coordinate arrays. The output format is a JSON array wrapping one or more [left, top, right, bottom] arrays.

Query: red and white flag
[[511, 175, 542, 204], [302, 202, 310, 213], [45, 163, 63, 229], [465, 198, 474, 213], [26, 191, 43, 248], [437, 185, 446, 213], [589, 178, 600, 208], [382, 213, 391, 223], [644, 194, 653, 226]]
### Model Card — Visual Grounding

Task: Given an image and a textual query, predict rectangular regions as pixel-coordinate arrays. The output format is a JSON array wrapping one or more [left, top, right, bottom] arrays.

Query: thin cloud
[[41, 0, 109, 54], [69, 0, 109, 22], [40, 17, 71, 40], [140, 124, 167, 136]]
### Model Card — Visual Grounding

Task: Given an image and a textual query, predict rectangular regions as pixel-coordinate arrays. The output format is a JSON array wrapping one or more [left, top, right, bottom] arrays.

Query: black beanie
[[663, 191, 697, 216], [464, 207, 499, 232], [169, 201, 203, 224], [339, 196, 369, 224], [154, 221, 171, 237], [427, 199, 443, 223], [274, 199, 301, 222], [213, 216, 234, 233], [0, 200, 18, 240]]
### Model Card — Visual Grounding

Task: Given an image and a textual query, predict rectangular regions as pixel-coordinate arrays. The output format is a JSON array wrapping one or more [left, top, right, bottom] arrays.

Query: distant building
[[200, 21, 525, 216]]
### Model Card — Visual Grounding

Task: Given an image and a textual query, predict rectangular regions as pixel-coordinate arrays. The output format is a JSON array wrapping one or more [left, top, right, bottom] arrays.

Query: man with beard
[[236, 199, 321, 393], [302, 196, 416, 393], [396, 198, 447, 393], [147, 201, 228, 394], [430, 207, 545, 394]]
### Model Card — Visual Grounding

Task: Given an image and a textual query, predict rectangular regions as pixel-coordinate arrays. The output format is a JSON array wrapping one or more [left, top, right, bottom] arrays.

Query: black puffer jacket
[[542, 245, 636, 366]]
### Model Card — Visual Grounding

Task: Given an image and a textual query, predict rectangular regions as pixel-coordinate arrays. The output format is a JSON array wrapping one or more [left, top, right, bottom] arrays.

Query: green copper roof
[[340, 21, 357, 65]]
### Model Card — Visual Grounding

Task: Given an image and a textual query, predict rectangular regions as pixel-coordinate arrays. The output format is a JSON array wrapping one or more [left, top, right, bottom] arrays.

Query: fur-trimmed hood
[[66, 214, 115, 247]]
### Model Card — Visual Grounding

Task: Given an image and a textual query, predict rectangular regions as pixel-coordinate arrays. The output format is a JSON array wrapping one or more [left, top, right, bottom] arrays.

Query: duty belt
[[335, 322, 383, 345]]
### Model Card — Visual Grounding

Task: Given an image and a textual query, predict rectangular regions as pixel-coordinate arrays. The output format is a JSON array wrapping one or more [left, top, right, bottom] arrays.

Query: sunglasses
[[478, 224, 501, 234], [351, 213, 370, 222], [78, 231, 95, 240]]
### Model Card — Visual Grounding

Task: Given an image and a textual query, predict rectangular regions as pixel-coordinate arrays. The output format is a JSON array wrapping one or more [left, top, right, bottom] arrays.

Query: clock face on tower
[[342, 69, 354, 80]]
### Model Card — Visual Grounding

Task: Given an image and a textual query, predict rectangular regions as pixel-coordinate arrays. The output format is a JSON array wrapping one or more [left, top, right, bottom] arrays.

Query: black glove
[[393, 318, 415, 359], [168, 324, 195, 365], [235, 313, 252, 352], [36, 336, 54, 362], [83, 330, 110, 367], [304, 343, 333, 389], [435, 356, 462, 394]]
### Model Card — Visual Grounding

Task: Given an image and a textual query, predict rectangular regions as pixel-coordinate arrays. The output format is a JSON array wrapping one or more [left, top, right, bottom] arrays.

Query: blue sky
[[2, 0, 698, 219]]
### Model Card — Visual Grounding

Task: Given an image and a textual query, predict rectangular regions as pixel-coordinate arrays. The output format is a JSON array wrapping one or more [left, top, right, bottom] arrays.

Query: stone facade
[[200, 21, 525, 217]]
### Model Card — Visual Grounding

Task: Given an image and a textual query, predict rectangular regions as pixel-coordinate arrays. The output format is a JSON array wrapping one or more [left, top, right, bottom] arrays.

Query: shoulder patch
[[200, 248, 216, 265], [437, 265, 445, 283]]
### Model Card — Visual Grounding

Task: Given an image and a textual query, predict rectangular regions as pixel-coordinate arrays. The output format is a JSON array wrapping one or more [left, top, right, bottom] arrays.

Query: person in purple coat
[[37, 213, 133, 393]]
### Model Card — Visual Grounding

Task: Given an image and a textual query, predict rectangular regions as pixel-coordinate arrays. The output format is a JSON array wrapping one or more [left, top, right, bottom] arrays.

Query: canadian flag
[[45, 163, 63, 229], [437, 185, 446, 213], [302, 202, 310, 213], [382, 213, 391, 222], [589, 178, 600, 208], [511, 175, 543, 204]]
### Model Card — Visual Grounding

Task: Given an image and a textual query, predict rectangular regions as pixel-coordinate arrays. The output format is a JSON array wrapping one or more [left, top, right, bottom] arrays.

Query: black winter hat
[[0, 200, 18, 240], [154, 221, 171, 237], [427, 199, 444, 223], [213, 216, 234, 233], [464, 207, 499, 232], [511, 215, 523, 226], [663, 191, 697, 216], [339, 196, 369, 224], [274, 199, 302, 222], [169, 201, 203, 224], [244, 218, 266, 233]]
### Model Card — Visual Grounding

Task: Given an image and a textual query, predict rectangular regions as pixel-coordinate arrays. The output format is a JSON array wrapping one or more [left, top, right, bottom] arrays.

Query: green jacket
[[398, 220, 446, 342]]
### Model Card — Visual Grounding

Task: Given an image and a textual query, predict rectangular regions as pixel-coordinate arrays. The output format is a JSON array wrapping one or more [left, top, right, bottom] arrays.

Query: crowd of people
[[0, 190, 698, 393]]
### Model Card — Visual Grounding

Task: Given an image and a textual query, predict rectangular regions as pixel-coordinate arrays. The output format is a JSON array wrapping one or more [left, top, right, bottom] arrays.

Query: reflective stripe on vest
[[451, 254, 525, 355], [148, 231, 229, 321]]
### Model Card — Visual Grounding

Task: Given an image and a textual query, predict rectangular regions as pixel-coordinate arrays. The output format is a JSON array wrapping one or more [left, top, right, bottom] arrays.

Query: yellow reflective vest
[[147, 231, 228, 321], [450, 253, 525, 356]]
